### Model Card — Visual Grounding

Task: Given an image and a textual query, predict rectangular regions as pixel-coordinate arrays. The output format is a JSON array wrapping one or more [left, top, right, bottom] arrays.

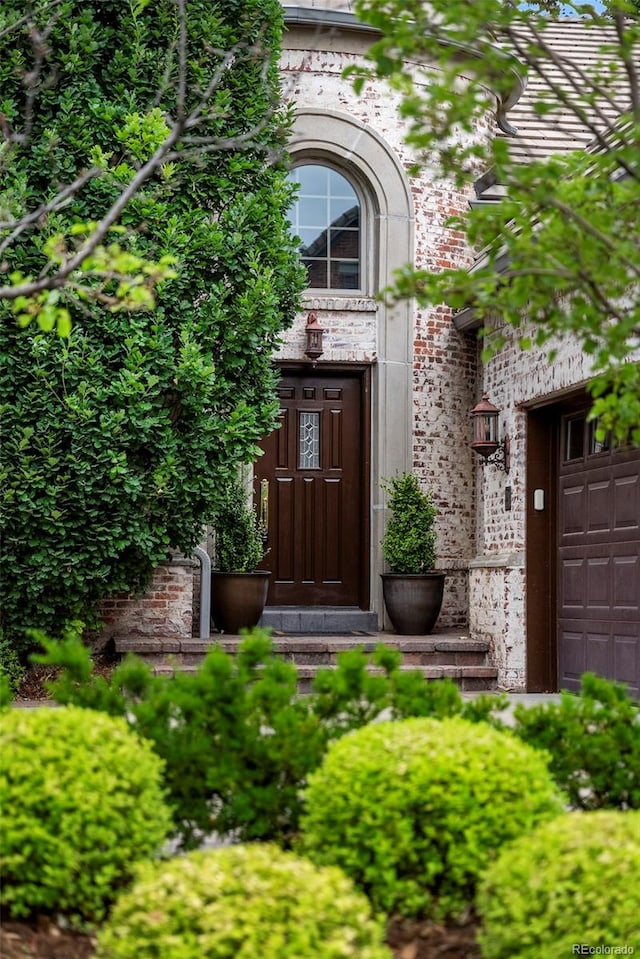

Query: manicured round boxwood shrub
[[96, 844, 391, 959], [0, 705, 171, 921], [477, 810, 640, 959], [300, 717, 564, 920]]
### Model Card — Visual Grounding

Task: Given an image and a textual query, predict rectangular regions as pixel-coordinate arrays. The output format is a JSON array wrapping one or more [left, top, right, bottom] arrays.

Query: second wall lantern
[[470, 394, 510, 472]]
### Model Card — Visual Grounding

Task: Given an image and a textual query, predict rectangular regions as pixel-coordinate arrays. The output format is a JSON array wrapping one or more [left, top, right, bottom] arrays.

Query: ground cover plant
[[299, 716, 564, 920], [0, 704, 171, 922], [477, 810, 640, 959], [96, 844, 391, 959]]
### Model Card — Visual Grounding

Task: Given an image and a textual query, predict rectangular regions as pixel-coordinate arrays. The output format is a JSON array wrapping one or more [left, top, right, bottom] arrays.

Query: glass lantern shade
[[470, 394, 501, 459]]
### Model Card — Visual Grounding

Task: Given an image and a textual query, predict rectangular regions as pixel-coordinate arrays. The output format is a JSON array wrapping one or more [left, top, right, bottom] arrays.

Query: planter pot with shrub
[[211, 473, 270, 634], [380, 473, 444, 634]]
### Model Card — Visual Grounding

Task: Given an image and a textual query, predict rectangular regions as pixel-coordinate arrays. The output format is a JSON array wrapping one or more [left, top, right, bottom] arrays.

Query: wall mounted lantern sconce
[[304, 311, 324, 364], [469, 394, 510, 472]]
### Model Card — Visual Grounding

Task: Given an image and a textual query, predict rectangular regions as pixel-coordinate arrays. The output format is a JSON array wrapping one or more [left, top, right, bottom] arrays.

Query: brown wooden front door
[[557, 407, 640, 695], [255, 368, 369, 607]]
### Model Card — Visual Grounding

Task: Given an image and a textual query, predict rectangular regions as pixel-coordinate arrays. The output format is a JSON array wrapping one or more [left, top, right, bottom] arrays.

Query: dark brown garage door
[[558, 410, 640, 696]]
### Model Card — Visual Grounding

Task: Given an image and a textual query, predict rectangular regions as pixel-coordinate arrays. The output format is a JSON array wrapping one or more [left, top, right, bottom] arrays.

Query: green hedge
[[0, 705, 171, 921], [513, 672, 640, 810], [96, 844, 391, 959], [36, 630, 509, 849], [300, 717, 564, 920], [0, 0, 305, 656], [477, 810, 640, 959]]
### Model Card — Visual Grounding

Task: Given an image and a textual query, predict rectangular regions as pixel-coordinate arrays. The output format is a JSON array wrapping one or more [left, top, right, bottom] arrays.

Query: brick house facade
[[105, 2, 639, 695]]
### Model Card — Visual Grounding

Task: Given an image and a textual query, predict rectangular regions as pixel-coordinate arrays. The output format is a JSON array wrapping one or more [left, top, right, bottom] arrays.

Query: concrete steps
[[113, 632, 498, 692], [259, 606, 379, 634]]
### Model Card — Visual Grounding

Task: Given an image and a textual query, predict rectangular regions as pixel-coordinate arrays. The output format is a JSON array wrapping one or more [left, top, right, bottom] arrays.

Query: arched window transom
[[288, 164, 361, 291]]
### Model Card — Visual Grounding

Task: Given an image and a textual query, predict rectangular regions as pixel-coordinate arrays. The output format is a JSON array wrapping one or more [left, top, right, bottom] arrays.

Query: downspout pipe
[[193, 546, 211, 640]]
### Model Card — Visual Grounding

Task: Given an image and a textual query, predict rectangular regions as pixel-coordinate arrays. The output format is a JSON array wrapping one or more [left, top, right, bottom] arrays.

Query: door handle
[[259, 478, 269, 543]]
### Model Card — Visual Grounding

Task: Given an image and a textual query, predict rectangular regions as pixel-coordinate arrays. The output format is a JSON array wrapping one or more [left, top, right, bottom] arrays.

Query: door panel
[[558, 410, 640, 695], [256, 369, 367, 607]]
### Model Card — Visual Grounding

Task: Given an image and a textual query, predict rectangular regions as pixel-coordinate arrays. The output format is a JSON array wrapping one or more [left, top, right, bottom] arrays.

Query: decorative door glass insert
[[287, 164, 360, 290], [299, 412, 320, 469]]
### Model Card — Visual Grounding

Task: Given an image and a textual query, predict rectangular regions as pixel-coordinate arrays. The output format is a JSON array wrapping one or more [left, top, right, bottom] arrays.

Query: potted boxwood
[[210, 473, 269, 634], [380, 472, 445, 635]]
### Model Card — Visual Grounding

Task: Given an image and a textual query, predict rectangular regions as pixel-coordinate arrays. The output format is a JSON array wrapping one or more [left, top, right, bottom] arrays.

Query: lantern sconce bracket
[[482, 435, 510, 473]]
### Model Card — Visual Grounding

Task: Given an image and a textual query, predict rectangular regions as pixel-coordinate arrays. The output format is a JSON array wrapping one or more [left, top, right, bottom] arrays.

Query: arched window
[[288, 164, 361, 291]]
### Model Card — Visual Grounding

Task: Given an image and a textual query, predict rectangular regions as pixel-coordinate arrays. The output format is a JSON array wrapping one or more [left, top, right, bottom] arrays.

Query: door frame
[[525, 388, 613, 691], [270, 360, 373, 611], [526, 403, 559, 691]]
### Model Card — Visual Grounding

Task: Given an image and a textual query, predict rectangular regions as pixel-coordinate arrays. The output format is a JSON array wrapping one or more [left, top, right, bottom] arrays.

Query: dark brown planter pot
[[211, 570, 270, 634], [381, 572, 445, 635]]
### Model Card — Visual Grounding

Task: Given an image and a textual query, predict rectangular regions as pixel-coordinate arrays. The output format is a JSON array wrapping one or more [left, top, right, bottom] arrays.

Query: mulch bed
[[0, 919, 96, 959], [15, 656, 116, 703], [387, 915, 482, 959], [1, 914, 481, 959]]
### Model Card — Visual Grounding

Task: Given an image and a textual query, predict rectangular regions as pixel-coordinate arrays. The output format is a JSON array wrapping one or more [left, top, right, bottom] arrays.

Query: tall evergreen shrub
[[0, 0, 305, 654]]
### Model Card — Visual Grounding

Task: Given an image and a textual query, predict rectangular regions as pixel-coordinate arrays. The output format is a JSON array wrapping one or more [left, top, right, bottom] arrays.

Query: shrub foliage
[[96, 844, 391, 959], [381, 473, 438, 573], [34, 629, 507, 848], [212, 473, 266, 573], [0, 0, 305, 655], [477, 810, 640, 959], [300, 717, 564, 920], [0, 704, 171, 921], [513, 672, 640, 810]]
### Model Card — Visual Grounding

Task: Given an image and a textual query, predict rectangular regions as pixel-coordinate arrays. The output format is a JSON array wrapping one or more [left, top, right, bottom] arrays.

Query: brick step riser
[[294, 676, 496, 694], [133, 657, 498, 691], [171, 650, 489, 668]]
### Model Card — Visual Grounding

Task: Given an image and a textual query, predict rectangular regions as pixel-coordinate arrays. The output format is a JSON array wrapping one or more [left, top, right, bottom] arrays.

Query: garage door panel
[[559, 624, 639, 694], [558, 414, 639, 695], [558, 629, 586, 691], [559, 557, 585, 611], [586, 556, 610, 608], [585, 631, 610, 677], [560, 483, 587, 538], [586, 480, 611, 533], [559, 482, 586, 536], [614, 554, 640, 613], [560, 549, 638, 622], [614, 472, 639, 532], [614, 635, 640, 696]]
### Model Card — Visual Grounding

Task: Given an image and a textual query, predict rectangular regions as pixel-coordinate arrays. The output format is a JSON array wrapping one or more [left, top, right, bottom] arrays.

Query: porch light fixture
[[304, 311, 324, 363], [469, 394, 510, 473]]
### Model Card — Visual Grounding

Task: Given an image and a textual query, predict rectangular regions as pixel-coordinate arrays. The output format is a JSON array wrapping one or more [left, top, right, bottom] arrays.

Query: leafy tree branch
[[0, 0, 306, 657], [351, 0, 640, 440], [0, 0, 295, 331]]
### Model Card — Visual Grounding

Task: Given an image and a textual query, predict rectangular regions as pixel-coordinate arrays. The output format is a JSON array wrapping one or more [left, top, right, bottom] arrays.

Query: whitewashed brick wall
[[472, 322, 604, 687], [279, 25, 495, 628]]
